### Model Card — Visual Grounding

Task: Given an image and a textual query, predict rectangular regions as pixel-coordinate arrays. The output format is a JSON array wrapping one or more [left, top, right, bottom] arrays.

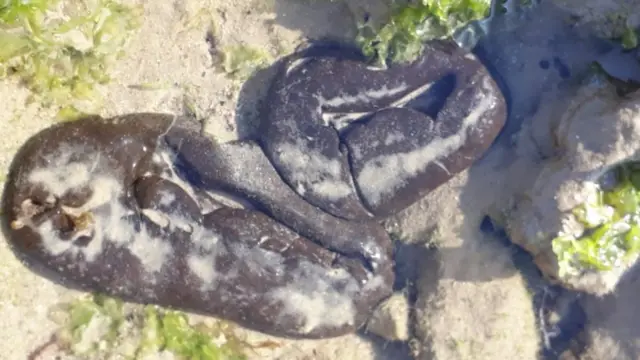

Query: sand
[[0, 0, 637, 359]]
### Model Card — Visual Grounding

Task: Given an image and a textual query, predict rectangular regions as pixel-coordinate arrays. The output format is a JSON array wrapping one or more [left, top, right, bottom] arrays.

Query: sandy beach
[[2, 0, 640, 359]]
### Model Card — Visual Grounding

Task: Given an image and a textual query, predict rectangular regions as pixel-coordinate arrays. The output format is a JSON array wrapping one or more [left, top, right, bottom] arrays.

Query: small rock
[[365, 293, 410, 341], [505, 78, 640, 295]]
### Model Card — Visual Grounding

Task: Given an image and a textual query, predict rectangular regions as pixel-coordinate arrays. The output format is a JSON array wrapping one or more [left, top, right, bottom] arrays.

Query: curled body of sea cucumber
[[261, 40, 506, 219], [1, 40, 506, 339]]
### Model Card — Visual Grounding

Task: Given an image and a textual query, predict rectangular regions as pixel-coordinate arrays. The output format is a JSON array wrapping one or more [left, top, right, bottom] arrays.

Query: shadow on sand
[[458, 2, 621, 360]]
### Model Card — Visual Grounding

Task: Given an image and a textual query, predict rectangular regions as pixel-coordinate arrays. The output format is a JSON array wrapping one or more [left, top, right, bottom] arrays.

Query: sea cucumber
[[1, 40, 506, 339]]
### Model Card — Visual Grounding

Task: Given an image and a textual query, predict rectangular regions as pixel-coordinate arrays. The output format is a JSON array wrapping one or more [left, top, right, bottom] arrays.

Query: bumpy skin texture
[[1, 40, 506, 339], [261, 40, 507, 219]]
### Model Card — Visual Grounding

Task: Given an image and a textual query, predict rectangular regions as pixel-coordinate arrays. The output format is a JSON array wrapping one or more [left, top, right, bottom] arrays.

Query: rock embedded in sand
[[504, 79, 640, 295], [551, 0, 640, 40], [365, 293, 410, 341]]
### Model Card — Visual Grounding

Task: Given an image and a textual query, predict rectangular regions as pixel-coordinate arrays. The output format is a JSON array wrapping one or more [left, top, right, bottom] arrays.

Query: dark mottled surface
[[261, 40, 506, 219], [1, 40, 506, 339]]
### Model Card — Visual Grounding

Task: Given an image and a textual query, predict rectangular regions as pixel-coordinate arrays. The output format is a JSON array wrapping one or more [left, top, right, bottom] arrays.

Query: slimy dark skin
[[1, 40, 506, 339]]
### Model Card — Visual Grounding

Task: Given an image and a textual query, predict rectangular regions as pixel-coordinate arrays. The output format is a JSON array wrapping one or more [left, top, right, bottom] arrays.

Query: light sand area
[[0, 0, 637, 359]]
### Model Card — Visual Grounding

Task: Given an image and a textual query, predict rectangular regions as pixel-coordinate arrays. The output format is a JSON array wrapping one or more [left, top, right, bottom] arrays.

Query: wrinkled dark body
[[1, 40, 506, 339]]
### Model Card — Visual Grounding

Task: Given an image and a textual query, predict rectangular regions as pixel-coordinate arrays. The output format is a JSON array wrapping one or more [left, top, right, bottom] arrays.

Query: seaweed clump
[[621, 25, 639, 50], [354, 0, 545, 66], [552, 163, 640, 279], [0, 0, 142, 121], [205, 21, 273, 81], [215, 44, 272, 81], [46, 294, 248, 360], [355, 0, 492, 65]]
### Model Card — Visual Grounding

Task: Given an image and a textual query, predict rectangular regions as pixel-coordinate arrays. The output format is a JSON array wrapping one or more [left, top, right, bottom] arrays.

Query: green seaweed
[[552, 163, 640, 278], [216, 44, 272, 81], [0, 0, 142, 121], [49, 294, 248, 360], [621, 26, 639, 50], [159, 311, 246, 360], [355, 0, 492, 66], [204, 18, 273, 81]]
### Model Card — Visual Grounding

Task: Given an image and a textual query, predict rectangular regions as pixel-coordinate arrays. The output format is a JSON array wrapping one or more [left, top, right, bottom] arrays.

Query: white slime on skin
[[15, 138, 378, 335], [187, 253, 218, 291], [384, 131, 406, 146], [318, 83, 409, 108], [18, 144, 218, 282], [158, 190, 176, 207], [356, 76, 498, 206], [268, 260, 360, 334], [321, 81, 435, 130], [24, 146, 174, 274], [276, 140, 353, 201], [141, 209, 171, 228]]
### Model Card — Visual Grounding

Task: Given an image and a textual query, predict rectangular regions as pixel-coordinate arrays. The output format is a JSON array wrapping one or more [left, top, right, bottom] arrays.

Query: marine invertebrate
[[2, 40, 506, 339], [262, 40, 506, 219]]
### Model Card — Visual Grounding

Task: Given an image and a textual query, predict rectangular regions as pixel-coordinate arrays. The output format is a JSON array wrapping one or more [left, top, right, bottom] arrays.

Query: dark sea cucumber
[[261, 40, 507, 219], [1, 39, 506, 339]]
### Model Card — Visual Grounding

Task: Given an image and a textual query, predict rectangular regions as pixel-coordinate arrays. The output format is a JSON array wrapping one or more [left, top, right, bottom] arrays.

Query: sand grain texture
[[2, 0, 639, 359], [387, 161, 542, 360]]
